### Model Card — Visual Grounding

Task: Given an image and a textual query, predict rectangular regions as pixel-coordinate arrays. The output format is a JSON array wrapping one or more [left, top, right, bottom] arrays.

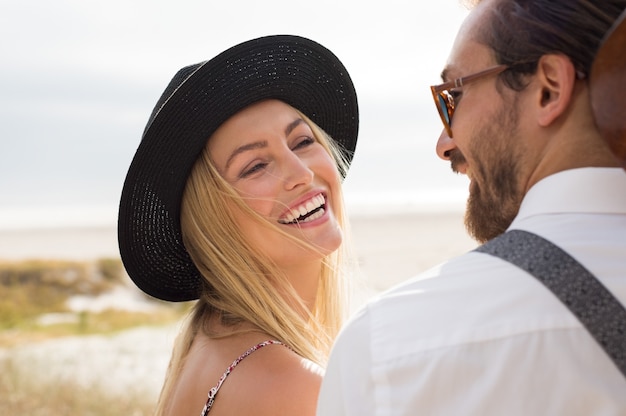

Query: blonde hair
[[155, 108, 355, 415]]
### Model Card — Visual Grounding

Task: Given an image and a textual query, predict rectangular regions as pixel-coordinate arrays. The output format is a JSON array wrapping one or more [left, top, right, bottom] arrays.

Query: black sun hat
[[118, 35, 359, 302]]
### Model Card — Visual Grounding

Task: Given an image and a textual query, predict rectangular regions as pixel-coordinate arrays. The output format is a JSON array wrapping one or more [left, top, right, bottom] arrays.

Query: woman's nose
[[436, 128, 456, 161], [284, 155, 314, 189]]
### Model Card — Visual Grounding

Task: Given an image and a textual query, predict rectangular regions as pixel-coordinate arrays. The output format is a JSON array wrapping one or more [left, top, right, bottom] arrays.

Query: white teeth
[[279, 194, 326, 224], [305, 200, 315, 214], [301, 208, 324, 223]]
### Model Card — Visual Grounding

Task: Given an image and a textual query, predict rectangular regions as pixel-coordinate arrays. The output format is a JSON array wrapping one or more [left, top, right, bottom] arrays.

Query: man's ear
[[535, 54, 578, 127]]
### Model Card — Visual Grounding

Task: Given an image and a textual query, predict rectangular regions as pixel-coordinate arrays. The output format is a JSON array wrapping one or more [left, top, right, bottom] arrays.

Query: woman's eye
[[293, 136, 315, 150], [240, 162, 268, 178]]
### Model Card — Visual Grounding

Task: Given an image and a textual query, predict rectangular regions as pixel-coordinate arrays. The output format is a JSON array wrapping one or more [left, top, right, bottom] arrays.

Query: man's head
[[432, 0, 626, 243], [590, 8, 626, 168], [464, 0, 625, 90]]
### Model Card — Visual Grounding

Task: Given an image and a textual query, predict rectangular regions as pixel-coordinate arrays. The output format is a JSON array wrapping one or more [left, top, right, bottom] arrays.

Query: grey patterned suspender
[[475, 229, 626, 378]]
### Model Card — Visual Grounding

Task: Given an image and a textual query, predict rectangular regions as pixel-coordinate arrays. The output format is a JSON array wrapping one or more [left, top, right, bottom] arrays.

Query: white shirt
[[318, 168, 626, 416]]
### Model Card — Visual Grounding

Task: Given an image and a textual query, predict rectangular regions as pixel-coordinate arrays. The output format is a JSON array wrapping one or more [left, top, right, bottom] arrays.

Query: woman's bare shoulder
[[210, 342, 324, 415]]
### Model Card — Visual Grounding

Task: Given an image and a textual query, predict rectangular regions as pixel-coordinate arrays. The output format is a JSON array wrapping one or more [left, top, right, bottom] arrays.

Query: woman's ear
[[535, 54, 578, 127]]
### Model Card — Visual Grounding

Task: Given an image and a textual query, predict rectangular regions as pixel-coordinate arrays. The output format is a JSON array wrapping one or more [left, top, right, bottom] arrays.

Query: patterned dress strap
[[200, 340, 286, 416]]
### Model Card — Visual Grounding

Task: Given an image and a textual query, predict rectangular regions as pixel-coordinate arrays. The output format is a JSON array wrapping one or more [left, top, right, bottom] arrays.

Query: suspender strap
[[475, 229, 626, 378]]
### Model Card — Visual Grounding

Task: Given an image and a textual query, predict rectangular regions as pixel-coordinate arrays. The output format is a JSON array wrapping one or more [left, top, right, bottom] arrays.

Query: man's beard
[[460, 104, 524, 244]]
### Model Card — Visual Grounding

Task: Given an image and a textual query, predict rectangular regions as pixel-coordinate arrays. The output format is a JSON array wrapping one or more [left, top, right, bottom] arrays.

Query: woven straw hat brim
[[118, 35, 359, 302]]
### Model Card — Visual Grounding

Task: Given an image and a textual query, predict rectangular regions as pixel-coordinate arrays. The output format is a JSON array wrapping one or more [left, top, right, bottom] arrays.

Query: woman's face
[[208, 99, 343, 270]]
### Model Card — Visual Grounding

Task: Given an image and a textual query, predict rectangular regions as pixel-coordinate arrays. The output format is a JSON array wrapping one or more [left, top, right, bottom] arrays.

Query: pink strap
[[200, 340, 285, 415]]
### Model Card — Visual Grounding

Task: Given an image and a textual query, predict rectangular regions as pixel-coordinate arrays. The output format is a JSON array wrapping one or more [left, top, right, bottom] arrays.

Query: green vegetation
[[0, 258, 189, 346], [0, 257, 192, 414]]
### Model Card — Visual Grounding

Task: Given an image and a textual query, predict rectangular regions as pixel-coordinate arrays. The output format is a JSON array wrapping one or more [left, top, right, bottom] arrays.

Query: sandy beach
[[0, 210, 477, 399]]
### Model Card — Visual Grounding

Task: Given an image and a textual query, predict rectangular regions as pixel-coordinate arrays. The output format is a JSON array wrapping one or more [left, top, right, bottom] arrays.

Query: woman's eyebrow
[[285, 118, 305, 136], [225, 140, 267, 169]]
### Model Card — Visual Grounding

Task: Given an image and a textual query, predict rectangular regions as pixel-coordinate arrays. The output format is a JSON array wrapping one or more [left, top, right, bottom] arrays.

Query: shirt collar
[[514, 167, 626, 222]]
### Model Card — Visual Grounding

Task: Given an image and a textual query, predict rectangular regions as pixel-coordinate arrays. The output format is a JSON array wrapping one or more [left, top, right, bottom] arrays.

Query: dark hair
[[472, 0, 626, 90]]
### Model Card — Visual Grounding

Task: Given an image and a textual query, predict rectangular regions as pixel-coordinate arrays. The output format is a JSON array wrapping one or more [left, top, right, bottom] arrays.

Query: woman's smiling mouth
[[278, 194, 326, 224]]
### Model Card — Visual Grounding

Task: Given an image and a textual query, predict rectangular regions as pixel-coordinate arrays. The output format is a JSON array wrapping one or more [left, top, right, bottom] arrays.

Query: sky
[[0, 0, 470, 229]]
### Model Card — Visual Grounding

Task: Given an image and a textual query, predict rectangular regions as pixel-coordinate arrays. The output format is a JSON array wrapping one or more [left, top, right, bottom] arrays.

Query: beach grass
[[0, 354, 156, 415], [0, 306, 187, 348], [0, 258, 123, 327], [0, 258, 189, 349], [0, 257, 189, 414]]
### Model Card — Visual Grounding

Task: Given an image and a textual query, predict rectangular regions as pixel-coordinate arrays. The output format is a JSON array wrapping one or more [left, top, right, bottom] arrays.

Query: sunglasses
[[430, 64, 508, 137]]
